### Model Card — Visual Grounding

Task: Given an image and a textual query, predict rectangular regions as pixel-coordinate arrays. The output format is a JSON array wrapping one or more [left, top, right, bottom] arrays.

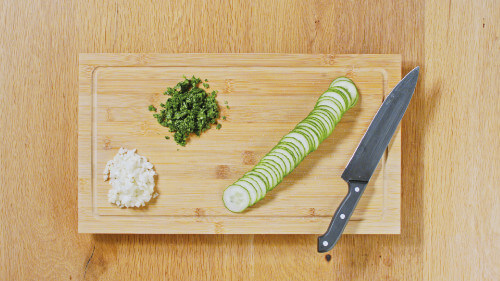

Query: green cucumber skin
[[233, 182, 256, 206], [223, 77, 358, 212], [222, 185, 251, 213], [239, 177, 262, 202]]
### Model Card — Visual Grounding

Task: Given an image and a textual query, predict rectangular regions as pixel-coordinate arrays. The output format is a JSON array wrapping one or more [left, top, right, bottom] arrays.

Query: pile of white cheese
[[103, 148, 158, 208]]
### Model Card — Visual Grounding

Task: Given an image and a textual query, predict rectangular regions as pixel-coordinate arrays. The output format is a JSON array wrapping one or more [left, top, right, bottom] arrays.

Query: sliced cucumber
[[292, 130, 315, 153], [309, 111, 335, 132], [296, 122, 324, 143], [253, 162, 280, 187], [240, 175, 266, 201], [243, 173, 267, 199], [319, 89, 348, 112], [246, 170, 272, 191], [272, 146, 298, 167], [313, 106, 340, 125], [266, 151, 291, 175], [275, 142, 303, 165], [315, 104, 342, 123], [223, 76, 359, 212], [280, 135, 307, 158], [286, 132, 311, 154], [234, 181, 258, 206], [330, 79, 358, 107], [253, 165, 279, 188], [329, 86, 352, 107], [223, 185, 251, 212], [304, 116, 329, 140], [293, 127, 319, 150], [260, 159, 284, 181]]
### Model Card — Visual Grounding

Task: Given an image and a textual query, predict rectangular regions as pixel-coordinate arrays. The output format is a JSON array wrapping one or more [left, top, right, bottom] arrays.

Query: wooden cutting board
[[78, 53, 401, 234]]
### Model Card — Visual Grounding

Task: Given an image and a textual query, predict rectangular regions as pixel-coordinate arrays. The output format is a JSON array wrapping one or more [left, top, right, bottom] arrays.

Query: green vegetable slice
[[293, 127, 319, 150], [223, 185, 251, 212], [223, 77, 359, 212], [259, 159, 284, 182], [243, 174, 267, 199], [234, 181, 258, 206], [246, 166, 274, 192]]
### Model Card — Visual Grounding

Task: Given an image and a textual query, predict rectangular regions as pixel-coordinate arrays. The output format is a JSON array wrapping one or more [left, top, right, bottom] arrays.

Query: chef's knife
[[318, 67, 420, 253]]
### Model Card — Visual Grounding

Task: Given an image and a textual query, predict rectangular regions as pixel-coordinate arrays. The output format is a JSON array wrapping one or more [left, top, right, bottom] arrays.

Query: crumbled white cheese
[[103, 148, 158, 208]]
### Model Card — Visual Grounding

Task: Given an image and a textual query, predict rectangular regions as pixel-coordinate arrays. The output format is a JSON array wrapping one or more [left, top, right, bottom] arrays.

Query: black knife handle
[[318, 181, 368, 252]]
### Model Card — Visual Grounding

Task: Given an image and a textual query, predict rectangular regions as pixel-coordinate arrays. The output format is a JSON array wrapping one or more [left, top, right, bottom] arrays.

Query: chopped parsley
[[150, 76, 221, 146], [226, 105, 230, 109], [216, 124, 222, 130], [224, 101, 228, 104], [148, 105, 157, 112], [165, 136, 170, 140], [222, 116, 226, 120], [203, 83, 209, 88]]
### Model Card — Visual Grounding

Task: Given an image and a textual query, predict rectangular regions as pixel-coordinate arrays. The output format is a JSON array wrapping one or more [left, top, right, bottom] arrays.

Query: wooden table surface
[[1, 0, 498, 280]]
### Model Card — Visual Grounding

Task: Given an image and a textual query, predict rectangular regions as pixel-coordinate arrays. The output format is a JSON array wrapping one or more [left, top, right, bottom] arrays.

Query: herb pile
[[149, 76, 222, 146]]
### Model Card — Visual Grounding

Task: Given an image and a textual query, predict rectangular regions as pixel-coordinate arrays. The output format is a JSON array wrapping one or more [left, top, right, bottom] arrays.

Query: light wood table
[[1, 0, 498, 280]]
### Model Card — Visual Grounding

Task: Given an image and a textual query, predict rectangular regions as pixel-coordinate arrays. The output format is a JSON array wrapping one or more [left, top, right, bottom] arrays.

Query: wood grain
[[1, 0, 497, 280], [78, 53, 402, 234]]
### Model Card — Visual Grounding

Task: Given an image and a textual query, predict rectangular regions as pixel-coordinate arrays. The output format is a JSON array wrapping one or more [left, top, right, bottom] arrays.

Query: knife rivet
[[322, 241, 328, 247], [355, 187, 360, 192], [340, 214, 346, 219]]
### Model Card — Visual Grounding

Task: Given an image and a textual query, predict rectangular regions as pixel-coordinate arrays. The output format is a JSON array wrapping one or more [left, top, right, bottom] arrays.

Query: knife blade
[[318, 67, 420, 253]]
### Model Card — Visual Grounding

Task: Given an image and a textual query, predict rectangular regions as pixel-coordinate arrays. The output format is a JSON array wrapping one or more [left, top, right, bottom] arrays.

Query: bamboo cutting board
[[78, 54, 401, 234]]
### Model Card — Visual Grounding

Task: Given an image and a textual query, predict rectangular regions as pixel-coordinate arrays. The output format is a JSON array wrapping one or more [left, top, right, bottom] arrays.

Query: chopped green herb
[[151, 76, 221, 146], [224, 101, 228, 104], [226, 105, 230, 109], [203, 83, 209, 88], [148, 105, 157, 112], [205, 79, 208, 82], [165, 136, 170, 140], [222, 116, 226, 120], [216, 124, 222, 130]]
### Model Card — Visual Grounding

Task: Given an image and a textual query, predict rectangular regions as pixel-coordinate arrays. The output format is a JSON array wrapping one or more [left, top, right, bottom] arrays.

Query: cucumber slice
[[296, 122, 324, 143], [241, 176, 263, 200], [223, 76, 359, 212], [252, 166, 276, 188], [267, 150, 293, 175], [329, 86, 352, 107], [293, 127, 319, 150], [315, 104, 342, 123], [254, 164, 280, 186], [316, 98, 342, 111], [286, 132, 311, 154], [234, 181, 258, 206], [223, 185, 251, 212], [262, 154, 288, 177], [272, 146, 298, 166], [309, 111, 335, 133], [275, 142, 303, 165], [331, 79, 358, 107], [304, 116, 329, 139], [320, 89, 348, 112], [254, 165, 279, 190], [292, 129, 315, 153], [313, 106, 340, 125], [246, 170, 272, 191], [260, 159, 284, 181], [243, 173, 267, 199], [281, 135, 308, 157]]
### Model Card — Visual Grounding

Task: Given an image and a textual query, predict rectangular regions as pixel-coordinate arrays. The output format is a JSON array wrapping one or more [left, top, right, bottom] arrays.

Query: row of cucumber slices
[[223, 77, 359, 212]]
